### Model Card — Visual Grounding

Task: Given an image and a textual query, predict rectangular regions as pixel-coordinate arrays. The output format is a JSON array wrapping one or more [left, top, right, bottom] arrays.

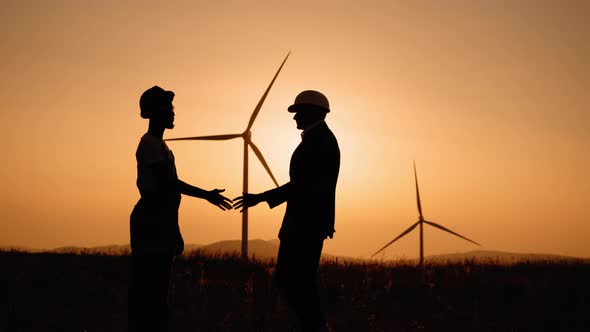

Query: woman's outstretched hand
[[207, 189, 233, 210]]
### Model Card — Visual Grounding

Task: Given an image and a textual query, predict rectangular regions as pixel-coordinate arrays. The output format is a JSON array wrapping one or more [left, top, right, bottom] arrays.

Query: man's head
[[288, 90, 330, 130], [139, 86, 175, 129]]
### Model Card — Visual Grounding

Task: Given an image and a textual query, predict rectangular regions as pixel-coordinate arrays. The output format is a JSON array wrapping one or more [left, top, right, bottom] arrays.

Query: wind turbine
[[372, 161, 480, 266], [166, 52, 290, 260]]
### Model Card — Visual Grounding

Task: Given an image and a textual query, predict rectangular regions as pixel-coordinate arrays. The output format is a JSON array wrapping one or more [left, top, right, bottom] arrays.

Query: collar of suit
[[301, 120, 326, 140]]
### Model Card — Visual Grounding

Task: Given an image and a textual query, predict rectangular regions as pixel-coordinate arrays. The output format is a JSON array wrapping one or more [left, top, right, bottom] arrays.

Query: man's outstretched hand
[[232, 193, 263, 212], [207, 189, 233, 210]]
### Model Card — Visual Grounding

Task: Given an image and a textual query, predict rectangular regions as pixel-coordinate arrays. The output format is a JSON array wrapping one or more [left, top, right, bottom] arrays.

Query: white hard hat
[[288, 90, 330, 113]]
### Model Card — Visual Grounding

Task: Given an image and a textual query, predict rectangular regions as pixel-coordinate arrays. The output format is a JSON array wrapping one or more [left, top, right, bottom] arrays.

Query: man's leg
[[297, 238, 325, 331], [275, 240, 298, 307], [276, 239, 325, 331]]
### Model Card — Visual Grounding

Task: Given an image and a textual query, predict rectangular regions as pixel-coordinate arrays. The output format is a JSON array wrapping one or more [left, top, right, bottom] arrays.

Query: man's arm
[[263, 182, 291, 208], [232, 182, 291, 212]]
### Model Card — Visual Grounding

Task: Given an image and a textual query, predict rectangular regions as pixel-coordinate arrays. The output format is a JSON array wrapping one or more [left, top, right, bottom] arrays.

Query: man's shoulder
[[307, 122, 333, 138], [316, 123, 339, 146], [302, 124, 339, 159]]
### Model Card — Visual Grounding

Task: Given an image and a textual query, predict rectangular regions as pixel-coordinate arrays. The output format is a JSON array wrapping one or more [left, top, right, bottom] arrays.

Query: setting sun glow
[[1, 0, 588, 259]]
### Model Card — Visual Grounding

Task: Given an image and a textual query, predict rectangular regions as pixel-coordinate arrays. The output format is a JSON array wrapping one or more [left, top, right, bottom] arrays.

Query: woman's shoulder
[[136, 133, 166, 164]]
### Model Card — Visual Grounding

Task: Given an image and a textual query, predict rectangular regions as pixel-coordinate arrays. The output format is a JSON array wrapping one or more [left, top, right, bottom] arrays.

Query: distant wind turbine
[[372, 161, 481, 266], [166, 52, 290, 260]]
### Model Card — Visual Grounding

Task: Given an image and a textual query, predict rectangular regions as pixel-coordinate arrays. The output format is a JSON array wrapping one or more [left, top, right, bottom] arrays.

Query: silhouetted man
[[129, 86, 232, 332], [234, 90, 340, 331]]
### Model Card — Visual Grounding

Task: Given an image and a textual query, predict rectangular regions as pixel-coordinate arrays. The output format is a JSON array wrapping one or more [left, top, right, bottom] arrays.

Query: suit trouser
[[128, 252, 173, 332], [275, 237, 325, 330]]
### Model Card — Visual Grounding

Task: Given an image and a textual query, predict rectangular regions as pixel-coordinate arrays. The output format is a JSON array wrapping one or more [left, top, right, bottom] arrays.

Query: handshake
[[205, 189, 264, 212]]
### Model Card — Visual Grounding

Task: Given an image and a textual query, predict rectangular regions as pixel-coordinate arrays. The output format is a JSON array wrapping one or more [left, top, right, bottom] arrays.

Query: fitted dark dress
[[128, 132, 183, 332]]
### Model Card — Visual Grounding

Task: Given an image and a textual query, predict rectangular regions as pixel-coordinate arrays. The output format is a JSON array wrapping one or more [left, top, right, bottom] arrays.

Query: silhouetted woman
[[129, 86, 231, 332]]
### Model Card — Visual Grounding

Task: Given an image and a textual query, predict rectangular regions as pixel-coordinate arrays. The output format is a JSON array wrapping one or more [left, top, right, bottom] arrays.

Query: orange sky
[[1, 0, 589, 258]]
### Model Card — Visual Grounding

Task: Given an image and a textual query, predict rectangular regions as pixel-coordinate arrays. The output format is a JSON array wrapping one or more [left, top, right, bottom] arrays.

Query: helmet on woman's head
[[139, 86, 175, 119]]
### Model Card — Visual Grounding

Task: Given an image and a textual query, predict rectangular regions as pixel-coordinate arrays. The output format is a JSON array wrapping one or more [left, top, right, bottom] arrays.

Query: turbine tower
[[166, 52, 290, 260], [372, 161, 480, 266]]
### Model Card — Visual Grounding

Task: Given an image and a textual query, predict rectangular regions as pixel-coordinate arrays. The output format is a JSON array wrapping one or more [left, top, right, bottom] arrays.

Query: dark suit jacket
[[264, 122, 340, 240]]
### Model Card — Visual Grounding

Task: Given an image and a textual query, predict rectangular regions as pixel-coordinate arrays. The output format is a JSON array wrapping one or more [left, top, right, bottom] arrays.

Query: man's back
[[280, 121, 340, 240]]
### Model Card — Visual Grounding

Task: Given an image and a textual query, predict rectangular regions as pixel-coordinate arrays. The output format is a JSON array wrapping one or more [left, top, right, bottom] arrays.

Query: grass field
[[1, 250, 589, 331]]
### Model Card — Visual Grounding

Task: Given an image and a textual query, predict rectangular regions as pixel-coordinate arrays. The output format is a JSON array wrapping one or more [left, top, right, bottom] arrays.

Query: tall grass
[[1, 250, 589, 331]]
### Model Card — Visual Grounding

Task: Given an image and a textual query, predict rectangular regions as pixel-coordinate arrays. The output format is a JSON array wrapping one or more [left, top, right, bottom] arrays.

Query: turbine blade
[[165, 133, 242, 141], [423, 220, 481, 246], [249, 140, 279, 187], [414, 160, 423, 218], [371, 221, 420, 257], [246, 52, 291, 131]]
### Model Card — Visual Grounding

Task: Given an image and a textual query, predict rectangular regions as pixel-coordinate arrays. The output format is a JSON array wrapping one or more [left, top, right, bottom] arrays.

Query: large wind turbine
[[372, 161, 480, 266], [166, 52, 290, 259]]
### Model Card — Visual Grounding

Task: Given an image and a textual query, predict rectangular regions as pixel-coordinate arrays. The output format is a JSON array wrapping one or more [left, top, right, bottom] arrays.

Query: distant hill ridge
[[1, 242, 588, 263], [423, 250, 589, 264], [0, 240, 279, 257]]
